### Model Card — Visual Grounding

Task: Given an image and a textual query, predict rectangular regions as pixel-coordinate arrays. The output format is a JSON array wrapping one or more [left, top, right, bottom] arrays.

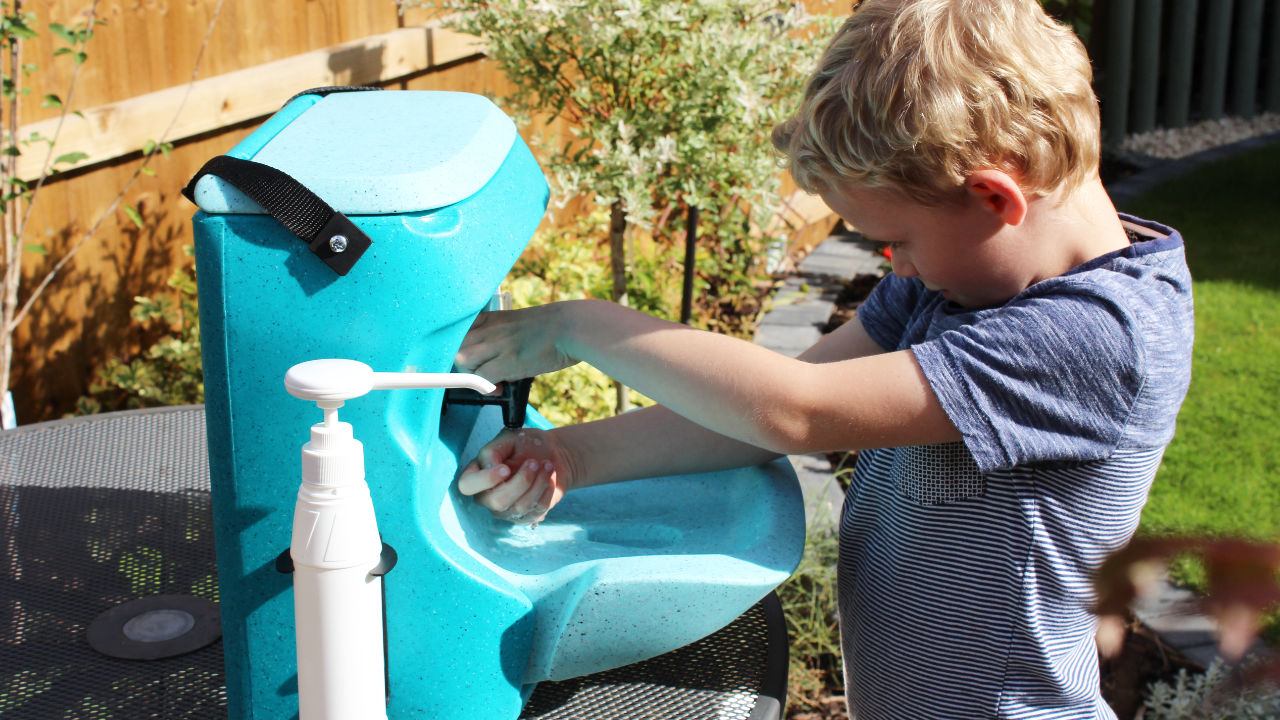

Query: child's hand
[[456, 427, 571, 524], [454, 304, 578, 383]]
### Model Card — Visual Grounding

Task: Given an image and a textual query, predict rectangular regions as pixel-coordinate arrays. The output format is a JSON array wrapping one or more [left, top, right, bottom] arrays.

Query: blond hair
[[774, 0, 1099, 204]]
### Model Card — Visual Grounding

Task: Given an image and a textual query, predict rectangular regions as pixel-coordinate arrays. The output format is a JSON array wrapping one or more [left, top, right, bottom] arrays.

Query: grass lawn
[[1123, 138, 1280, 639]]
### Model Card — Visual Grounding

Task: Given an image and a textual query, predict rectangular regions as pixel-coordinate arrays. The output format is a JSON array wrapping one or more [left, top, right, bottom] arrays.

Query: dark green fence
[[1093, 0, 1280, 144]]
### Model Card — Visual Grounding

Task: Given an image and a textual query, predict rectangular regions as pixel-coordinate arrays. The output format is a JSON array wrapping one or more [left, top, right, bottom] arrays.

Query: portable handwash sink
[[187, 88, 804, 720]]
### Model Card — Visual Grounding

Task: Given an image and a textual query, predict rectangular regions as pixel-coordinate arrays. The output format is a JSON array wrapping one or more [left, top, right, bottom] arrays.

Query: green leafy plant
[[1, 1, 105, 422], [1, 0, 221, 427], [401, 0, 840, 409], [74, 249, 203, 414], [1143, 659, 1280, 720], [506, 211, 653, 423], [777, 485, 843, 712]]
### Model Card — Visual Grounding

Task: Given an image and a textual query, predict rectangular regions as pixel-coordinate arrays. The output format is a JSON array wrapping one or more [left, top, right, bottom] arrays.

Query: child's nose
[[890, 253, 916, 278]]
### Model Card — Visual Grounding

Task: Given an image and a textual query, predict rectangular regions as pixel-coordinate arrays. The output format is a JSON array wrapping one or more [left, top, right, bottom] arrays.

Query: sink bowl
[[442, 406, 805, 684]]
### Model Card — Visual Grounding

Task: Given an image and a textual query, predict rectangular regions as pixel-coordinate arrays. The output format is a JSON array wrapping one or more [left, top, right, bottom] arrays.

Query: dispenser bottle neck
[[301, 417, 365, 489]]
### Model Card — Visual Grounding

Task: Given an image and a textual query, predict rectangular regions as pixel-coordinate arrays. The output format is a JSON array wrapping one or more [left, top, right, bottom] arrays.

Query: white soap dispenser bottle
[[283, 359, 495, 720], [291, 398, 387, 720]]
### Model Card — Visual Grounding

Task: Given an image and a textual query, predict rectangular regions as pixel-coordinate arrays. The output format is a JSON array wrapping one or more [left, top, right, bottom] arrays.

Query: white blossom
[[612, 0, 643, 26], [654, 3, 684, 23], [616, 119, 634, 144], [529, 0, 565, 18], [652, 135, 678, 165]]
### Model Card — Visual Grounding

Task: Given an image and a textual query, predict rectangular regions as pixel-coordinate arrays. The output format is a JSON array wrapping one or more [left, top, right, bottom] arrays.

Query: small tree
[[0, 1, 101, 426], [0, 0, 223, 427], [402, 0, 838, 411]]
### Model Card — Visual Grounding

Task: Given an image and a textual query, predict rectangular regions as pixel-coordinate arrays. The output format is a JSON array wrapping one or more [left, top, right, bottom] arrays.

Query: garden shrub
[[402, 0, 840, 412], [507, 211, 657, 424], [1143, 659, 1280, 720], [75, 247, 202, 414]]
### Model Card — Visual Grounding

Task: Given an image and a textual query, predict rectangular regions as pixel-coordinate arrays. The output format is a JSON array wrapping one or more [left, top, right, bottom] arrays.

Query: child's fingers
[[456, 461, 512, 496], [454, 315, 500, 372], [475, 433, 517, 469], [486, 458, 552, 520], [536, 479, 556, 511], [508, 464, 555, 524], [517, 477, 557, 525], [481, 458, 541, 512]]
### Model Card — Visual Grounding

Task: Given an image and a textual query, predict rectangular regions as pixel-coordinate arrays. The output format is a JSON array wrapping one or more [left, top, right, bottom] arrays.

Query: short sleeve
[[911, 290, 1146, 474], [857, 274, 933, 352]]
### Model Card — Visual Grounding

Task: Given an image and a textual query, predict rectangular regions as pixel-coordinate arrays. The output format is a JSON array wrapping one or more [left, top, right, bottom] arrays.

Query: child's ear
[[964, 170, 1027, 226]]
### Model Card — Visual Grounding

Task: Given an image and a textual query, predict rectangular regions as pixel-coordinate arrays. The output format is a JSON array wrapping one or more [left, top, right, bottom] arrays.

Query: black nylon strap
[[182, 155, 372, 276], [286, 85, 382, 106]]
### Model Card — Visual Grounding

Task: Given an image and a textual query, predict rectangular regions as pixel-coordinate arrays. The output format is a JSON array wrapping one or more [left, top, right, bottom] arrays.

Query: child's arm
[[455, 300, 958, 522], [457, 404, 782, 523], [456, 305, 894, 523], [456, 298, 958, 456]]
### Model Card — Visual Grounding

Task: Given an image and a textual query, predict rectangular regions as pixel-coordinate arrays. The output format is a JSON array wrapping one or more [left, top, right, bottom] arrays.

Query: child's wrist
[[556, 299, 603, 361], [548, 427, 583, 494]]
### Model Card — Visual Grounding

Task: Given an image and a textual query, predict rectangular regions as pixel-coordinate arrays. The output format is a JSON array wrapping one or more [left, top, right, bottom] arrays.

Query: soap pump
[[282, 359, 496, 720]]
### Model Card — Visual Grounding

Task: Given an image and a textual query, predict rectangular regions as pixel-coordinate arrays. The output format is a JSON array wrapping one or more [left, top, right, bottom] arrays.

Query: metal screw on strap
[[329, 235, 349, 253]]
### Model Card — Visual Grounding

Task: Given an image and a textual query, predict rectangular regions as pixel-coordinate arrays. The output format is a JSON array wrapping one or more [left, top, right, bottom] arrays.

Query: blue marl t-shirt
[[840, 215, 1193, 719]]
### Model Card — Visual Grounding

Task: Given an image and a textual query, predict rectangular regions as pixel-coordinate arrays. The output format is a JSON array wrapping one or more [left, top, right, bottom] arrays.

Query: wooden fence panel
[[1231, 0, 1266, 118], [1199, 0, 1236, 121], [1131, 0, 1163, 133], [1161, 0, 1199, 129], [1098, 0, 1280, 142], [19, 1, 432, 125], [1269, 2, 1280, 112], [11, 0, 842, 423], [8, 0, 478, 422], [13, 24, 481, 179], [1101, 0, 1137, 141]]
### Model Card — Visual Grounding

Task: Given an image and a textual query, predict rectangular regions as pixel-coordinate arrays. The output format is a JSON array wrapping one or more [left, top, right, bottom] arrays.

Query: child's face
[[820, 182, 1032, 308]]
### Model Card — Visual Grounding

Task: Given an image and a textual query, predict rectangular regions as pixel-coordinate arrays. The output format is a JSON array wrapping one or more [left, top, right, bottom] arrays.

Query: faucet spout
[[444, 377, 533, 429]]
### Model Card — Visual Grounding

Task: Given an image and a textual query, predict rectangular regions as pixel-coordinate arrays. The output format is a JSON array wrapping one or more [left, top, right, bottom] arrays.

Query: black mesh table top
[[0, 406, 788, 719]]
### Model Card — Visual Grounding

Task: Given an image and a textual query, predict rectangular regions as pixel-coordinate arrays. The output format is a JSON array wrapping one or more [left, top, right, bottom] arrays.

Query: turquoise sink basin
[[443, 405, 804, 686]]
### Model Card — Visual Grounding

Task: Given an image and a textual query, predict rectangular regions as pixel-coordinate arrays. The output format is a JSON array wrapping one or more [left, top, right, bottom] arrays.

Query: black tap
[[443, 377, 534, 429]]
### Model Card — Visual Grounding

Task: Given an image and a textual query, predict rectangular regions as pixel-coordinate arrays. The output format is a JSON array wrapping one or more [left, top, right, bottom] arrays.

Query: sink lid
[[191, 90, 518, 215]]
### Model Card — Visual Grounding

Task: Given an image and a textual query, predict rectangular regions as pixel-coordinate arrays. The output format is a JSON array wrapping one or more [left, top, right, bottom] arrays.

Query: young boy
[[454, 1, 1194, 717]]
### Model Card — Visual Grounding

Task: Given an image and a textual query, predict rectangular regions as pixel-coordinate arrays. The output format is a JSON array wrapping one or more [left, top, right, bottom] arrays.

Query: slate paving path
[[755, 137, 1280, 668], [753, 231, 883, 526]]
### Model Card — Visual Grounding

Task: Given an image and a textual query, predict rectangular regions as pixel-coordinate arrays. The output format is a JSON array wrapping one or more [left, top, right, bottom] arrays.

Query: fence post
[[1200, 0, 1236, 120], [1101, 0, 1137, 144], [1230, 0, 1265, 118], [1131, 0, 1163, 133], [1162, 0, 1199, 128], [1268, 0, 1280, 113]]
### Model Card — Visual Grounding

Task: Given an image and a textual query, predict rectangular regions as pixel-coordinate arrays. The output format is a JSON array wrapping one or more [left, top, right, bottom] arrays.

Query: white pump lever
[[284, 358, 496, 404]]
